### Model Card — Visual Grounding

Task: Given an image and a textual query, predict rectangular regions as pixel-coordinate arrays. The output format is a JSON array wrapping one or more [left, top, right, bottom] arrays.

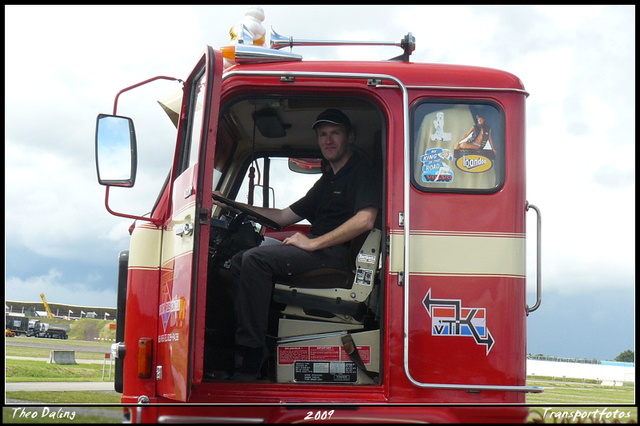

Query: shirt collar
[[328, 152, 359, 180]]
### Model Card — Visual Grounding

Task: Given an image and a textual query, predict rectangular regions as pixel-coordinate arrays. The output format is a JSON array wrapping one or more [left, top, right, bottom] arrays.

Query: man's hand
[[283, 232, 318, 251], [293, 207, 378, 252], [213, 191, 303, 230], [212, 191, 242, 213], [212, 190, 230, 208]]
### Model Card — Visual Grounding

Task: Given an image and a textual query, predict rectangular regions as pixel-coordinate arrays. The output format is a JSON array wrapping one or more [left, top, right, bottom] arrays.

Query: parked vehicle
[[33, 321, 70, 339], [26, 319, 38, 337], [5, 315, 30, 336]]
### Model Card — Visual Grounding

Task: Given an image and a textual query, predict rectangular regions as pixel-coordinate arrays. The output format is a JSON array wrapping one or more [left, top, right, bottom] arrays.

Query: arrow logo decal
[[423, 288, 495, 355]]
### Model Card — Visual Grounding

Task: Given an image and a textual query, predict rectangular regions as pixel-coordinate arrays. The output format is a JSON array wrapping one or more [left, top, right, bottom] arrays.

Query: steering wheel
[[212, 193, 282, 231]]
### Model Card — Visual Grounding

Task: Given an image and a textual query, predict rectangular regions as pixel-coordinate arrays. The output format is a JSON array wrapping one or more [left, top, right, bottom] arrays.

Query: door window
[[238, 157, 318, 224], [412, 102, 504, 193]]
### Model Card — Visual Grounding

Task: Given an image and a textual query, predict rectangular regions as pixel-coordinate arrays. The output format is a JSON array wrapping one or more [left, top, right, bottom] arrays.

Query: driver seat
[[272, 228, 382, 324]]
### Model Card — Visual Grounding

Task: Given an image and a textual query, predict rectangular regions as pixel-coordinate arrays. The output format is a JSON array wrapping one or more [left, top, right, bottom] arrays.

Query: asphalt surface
[[6, 338, 111, 353]]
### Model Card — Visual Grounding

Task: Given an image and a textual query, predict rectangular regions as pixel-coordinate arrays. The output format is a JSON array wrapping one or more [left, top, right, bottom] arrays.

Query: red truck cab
[[95, 25, 542, 423]]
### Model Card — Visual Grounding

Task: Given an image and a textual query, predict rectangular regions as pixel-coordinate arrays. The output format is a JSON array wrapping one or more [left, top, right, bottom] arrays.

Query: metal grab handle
[[526, 202, 542, 314]]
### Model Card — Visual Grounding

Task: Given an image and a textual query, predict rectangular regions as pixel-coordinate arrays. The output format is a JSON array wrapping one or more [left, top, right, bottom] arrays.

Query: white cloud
[[536, 5, 604, 30], [395, 6, 498, 66], [102, 221, 135, 243], [5, 269, 117, 308], [4, 4, 635, 338], [4, 141, 121, 260]]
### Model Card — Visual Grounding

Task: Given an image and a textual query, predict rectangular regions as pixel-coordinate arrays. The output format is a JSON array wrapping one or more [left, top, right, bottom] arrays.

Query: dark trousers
[[231, 239, 351, 349]]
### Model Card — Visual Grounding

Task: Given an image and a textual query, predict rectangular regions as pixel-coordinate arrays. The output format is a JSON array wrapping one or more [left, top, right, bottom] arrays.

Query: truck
[[95, 9, 543, 423], [5, 314, 30, 336], [27, 319, 39, 337], [33, 321, 70, 339]]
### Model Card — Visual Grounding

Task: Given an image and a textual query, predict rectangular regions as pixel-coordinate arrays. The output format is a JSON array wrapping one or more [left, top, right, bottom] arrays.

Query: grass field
[[6, 359, 114, 383], [526, 377, 634, 404], [525, 378, 636, 422]]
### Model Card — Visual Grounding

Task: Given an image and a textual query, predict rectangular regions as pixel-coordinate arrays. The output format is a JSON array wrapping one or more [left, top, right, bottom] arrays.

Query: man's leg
[[230, 242, 349, 378]]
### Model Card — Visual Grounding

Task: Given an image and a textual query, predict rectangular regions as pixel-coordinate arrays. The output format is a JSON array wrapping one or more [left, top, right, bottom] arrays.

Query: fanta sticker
[[455, 154, 493, 173], [421, 148, 454, 183], [423, 289, 495, 354]]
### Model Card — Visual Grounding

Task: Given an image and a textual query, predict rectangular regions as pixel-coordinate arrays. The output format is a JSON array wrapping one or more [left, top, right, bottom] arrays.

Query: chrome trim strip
[[376, 83, 529, 97]]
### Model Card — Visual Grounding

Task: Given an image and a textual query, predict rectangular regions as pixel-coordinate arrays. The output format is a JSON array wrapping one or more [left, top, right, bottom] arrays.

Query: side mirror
[[95, 114, 137, 187], [288, 158, 323, 174]]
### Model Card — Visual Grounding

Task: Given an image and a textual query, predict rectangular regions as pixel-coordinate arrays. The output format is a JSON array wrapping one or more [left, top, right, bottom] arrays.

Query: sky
[[5, 5, 635, 361]]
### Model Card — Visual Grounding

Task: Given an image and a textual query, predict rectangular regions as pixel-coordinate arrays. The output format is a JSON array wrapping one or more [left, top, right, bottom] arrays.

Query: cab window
[[411, 101, 504, 193], [238, 157, 318, 224]]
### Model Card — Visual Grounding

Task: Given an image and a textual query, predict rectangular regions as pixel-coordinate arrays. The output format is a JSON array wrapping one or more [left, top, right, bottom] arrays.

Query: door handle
[[175, 222, 194, 237], [526, 202, 542, 315]]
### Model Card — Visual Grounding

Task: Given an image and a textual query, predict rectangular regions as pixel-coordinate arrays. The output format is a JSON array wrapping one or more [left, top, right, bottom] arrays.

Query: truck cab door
[[156, 47, 222, 402]]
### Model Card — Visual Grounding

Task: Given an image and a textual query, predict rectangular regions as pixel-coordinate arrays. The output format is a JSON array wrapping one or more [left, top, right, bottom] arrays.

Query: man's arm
[[283, 206, 378, 251], [212, 191, 302, 229]]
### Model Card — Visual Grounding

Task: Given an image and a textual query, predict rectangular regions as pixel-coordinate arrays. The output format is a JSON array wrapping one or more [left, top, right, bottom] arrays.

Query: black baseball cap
[[312, 109, 352, 131]]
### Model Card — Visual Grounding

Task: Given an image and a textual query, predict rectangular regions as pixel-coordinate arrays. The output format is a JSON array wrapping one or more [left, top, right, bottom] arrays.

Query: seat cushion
[[275, 268, 353, 289]]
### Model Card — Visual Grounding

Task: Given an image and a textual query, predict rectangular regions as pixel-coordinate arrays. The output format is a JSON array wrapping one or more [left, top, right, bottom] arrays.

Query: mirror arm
[[113, 76, 183, 115], [104, 186, 163, 226]]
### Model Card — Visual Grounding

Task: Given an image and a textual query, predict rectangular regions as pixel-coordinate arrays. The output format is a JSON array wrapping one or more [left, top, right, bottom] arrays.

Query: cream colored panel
[[128, 225, 162, 269], [390, 232, 525, 278], [161, 202, 196, 267]]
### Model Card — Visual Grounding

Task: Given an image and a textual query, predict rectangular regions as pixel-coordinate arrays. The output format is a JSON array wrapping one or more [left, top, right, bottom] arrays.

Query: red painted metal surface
[[111, 47, 531, 420]]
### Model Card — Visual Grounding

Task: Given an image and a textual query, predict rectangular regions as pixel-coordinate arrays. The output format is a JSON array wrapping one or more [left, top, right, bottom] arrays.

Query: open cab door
[[155, 47, 222, 402]]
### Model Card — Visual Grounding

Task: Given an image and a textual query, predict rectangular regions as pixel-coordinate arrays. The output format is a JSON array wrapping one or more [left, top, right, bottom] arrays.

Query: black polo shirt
[[290, 153, 382, 237]]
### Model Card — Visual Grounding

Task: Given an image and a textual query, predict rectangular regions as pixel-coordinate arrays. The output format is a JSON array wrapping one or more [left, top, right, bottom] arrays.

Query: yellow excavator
[[39, 293, 54, 319]]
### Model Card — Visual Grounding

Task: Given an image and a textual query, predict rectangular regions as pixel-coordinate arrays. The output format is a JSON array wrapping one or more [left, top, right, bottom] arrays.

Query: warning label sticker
[[294, 361, 358, 383], [278, 345, 370, 365]]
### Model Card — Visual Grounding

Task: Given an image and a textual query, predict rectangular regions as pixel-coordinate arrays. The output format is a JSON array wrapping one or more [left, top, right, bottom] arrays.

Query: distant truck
[[5, 315, 30, 336], [33, 321, 70, 339], [26, 319, 39, 337]]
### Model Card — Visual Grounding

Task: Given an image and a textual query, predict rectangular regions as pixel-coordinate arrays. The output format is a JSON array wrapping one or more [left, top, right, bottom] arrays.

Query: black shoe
[[204, 370, 231, 380], [229, 345, 268, 381]]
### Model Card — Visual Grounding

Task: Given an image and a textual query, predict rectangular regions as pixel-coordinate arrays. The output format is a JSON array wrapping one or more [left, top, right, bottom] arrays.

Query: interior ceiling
[[225, 96, 382, 162]]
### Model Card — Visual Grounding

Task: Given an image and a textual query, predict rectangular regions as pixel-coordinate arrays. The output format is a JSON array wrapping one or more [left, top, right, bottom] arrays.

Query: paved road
[[6, 338, 111, 353]]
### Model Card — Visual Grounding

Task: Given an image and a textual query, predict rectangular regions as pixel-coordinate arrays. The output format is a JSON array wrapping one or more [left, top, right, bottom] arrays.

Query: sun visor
[[157, 90, 183, 128]]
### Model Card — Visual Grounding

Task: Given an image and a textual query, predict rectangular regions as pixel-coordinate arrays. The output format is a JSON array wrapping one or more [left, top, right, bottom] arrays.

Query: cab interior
[[203, 95, 386, 384]]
